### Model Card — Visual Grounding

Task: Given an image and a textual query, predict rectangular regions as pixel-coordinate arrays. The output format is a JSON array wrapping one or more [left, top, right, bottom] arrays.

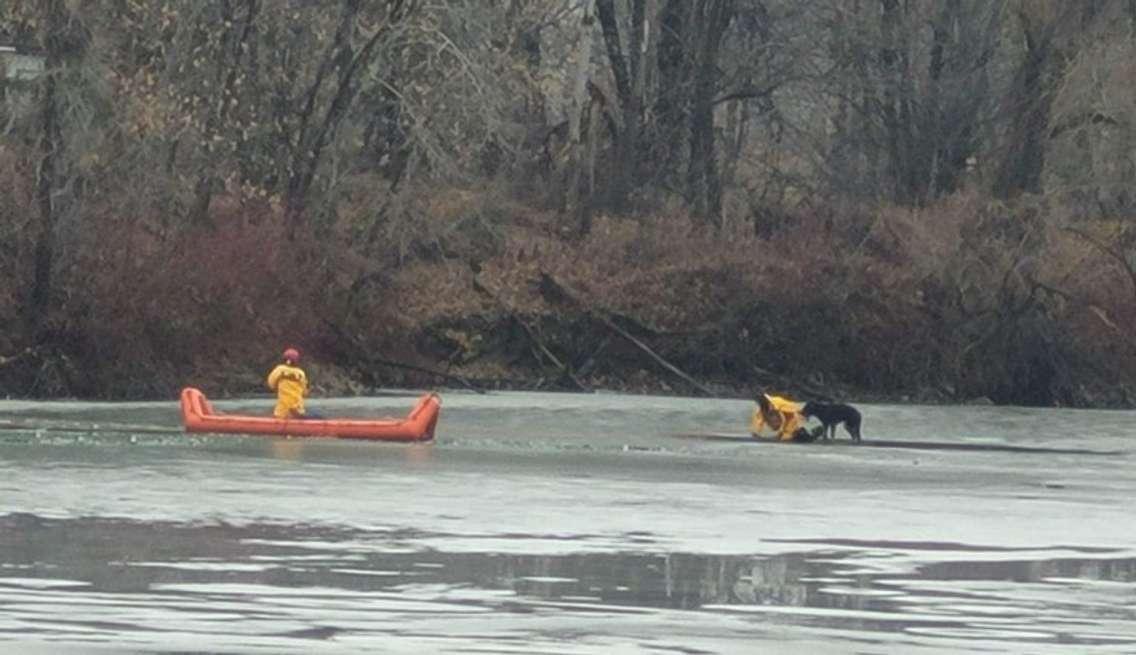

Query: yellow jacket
[[750, 393, 804, 441], [267, 363, 308, 418]]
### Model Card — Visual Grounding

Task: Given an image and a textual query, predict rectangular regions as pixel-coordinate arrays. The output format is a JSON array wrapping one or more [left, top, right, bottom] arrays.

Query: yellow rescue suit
[[750, 393, 805, 441], [267, 363, 308, 418]]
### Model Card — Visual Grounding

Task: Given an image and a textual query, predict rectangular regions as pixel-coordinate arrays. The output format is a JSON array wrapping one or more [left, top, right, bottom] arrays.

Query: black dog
[[801, 402, 862, 442]]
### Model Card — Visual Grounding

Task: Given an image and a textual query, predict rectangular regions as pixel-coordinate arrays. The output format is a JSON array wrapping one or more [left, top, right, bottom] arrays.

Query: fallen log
[[363, 356, 488, 394], [324, 321, 487, 394], [537, 271, 716, 396], [472, 275, 590, 392]]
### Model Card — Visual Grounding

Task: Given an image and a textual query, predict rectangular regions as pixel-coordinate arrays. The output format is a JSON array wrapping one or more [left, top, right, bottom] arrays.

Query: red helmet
[[282, 347, 300, 363]]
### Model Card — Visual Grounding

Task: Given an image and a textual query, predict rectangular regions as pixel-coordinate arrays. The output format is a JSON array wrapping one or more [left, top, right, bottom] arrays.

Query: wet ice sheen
[[1, 391, 1134, 654]]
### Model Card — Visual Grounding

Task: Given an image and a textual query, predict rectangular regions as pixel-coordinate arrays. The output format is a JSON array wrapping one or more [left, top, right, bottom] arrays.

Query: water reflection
[[918, 556, 1136, 584], [2, 514, 1134, 651], [261, 437, 435, 464], [1, 514, 827, 606], [270, 439, 307, 461]]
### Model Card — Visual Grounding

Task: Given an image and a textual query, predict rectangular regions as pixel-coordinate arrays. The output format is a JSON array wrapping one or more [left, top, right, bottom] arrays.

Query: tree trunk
[[191, 0, 260, 227], [686, 0, 733, 225], [877, 0, 912, 204], [993, 18, 1054, 199], [594, 0, 645, 212], [654, 0, 691, 176], [29, 0, 67, 339], [994, 2, 1104, 199], [284, 0, 413, 235], [568, 0, 597, 234]]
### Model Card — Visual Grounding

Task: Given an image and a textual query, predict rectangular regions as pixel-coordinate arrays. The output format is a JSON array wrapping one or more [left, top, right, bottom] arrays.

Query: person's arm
[[778, 411, 804, 440], [267, 365, 282, 390], [750, 407, 765, 436]]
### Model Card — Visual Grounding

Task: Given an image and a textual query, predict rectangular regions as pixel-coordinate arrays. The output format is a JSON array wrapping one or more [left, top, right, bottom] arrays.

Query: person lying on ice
[[750, 390, 821, 442], [266, 347, 322, 419]]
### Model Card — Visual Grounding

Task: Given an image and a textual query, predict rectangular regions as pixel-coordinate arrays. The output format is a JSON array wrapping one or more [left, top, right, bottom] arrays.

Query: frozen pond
[[1, 391, 1134, 653]]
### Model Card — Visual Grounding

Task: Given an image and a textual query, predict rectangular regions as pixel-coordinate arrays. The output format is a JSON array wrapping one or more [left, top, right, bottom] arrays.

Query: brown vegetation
[[2, 1, 1136, 406], [1, 159, 1135, 405]]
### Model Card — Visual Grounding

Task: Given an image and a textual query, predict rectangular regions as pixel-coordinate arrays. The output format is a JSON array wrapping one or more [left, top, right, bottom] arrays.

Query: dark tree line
[[5, 1, 1134, 240]]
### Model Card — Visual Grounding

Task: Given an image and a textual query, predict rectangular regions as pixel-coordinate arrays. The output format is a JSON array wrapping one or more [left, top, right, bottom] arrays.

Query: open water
[[1, 391, 1134, 653]]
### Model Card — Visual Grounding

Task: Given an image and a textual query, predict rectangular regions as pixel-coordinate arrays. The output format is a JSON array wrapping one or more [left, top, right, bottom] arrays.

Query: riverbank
[[2, 194, 1135, 408]]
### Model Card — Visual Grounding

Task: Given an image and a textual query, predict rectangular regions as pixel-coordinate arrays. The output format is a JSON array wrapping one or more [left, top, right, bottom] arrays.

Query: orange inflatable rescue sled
[[180, 387, 440, 441]]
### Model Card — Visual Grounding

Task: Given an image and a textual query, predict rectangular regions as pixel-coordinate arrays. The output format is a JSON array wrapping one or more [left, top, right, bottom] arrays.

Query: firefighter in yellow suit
[[750, 391, 815, 441], [266, 347, 309, 419]]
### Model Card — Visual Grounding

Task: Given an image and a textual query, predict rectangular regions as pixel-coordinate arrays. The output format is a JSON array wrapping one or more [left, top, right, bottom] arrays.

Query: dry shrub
[[52, 197, 336, 396], [378, 193, 945, 391], [319, 183, 1136, 403], [1042, 222, 1136, 368], [8, 168, 1133, 402], [856, 193, 1136, 403], [471, 212, 820, 330], [335, 179, 550, 327]]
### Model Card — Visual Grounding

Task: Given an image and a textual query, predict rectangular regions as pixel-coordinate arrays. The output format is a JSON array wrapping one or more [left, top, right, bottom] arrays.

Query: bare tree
[[566, 0, 598, 230], [188, 0, 260, 226], [0, 0, 91, 337], [993, 1, 1108, 199], [821, 0, 1003, 205]]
